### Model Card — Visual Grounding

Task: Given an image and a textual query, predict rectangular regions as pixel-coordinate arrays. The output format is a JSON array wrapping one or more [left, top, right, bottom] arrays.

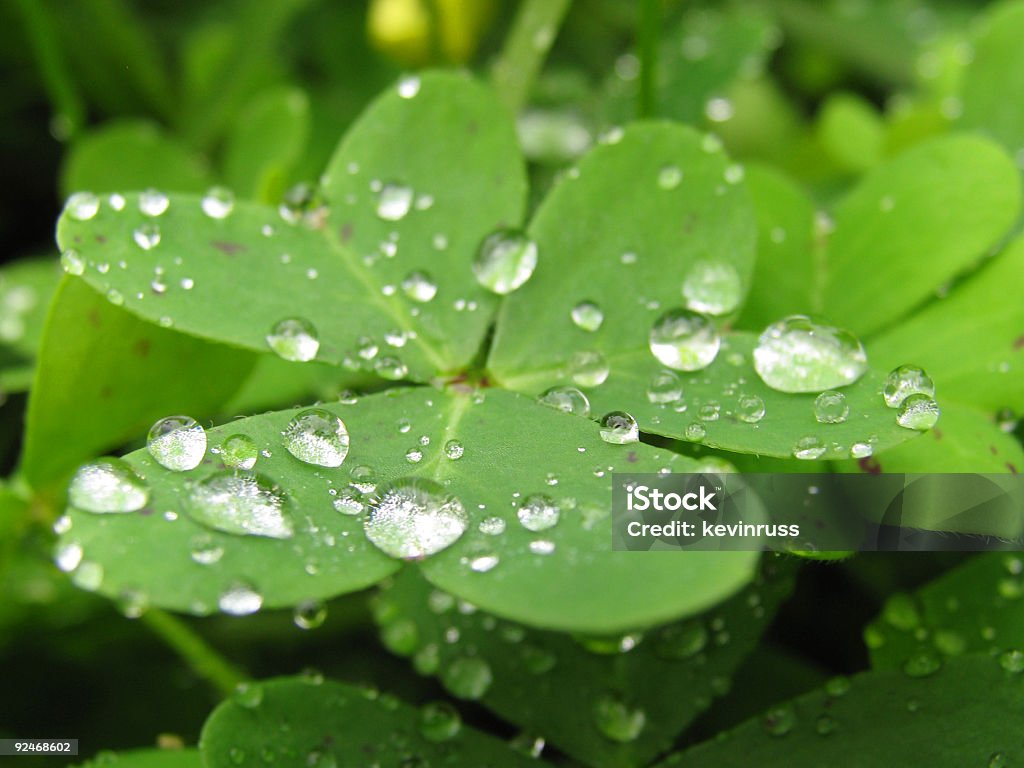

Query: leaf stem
[[491, 0, 572, 114], [637, 0, 660, 119], [141, 608, 247, 698]]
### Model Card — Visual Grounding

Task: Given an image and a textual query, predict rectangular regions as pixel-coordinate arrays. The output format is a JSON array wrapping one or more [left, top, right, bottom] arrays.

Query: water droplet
[[397, 75, 421, 98], [55, 541, 84, 572], [234, 682, 264, 709], [375, 356, 408, 380], [761, 705, 796, 736], [66, 192, 100, 220], [571, 301, 604, 332], [682, 262, 742, 315], [61, 249, 85, 275], [999, 649, 1024, 673], [219, 434, 258, 470], [793, 435, 826, 460], [133, 223, 161, 250], [470, 554, 499, 572], [736, 394, 766, 423], [376, 183, 413, 221], [814, 391, 849, 424], [419, 701, 462, 742], [405, 447, 423, 463], [282, 409, 349, 467], [570, 350, 610, 387], [201, 186, 235, 219], [530, 539, 556, 555], [187, 470, 293, 539], [293, 599, 327, 629], [68, 458, 149, 513], [705, 97, 735, 122], [401, 271, 437, 302], [266, 317, 319, 362], [219, 582, 263, 615], [593, 695, 645, 742], [724, 164, 745, 184], [147, 415, 207, 471], [825, 676, 851, 697], [510, 492, 559, 533], [333, 487, 365, 516], [903, 651, 942, 677], [645, 370, 682, 405], [649, 309, 720, 371], [850, 441, 873, 459], [538, 385, 591, 416], [654, 620, 708, 659], [699, 401, 721, 421], [444, 440, 464, 460], [443, 656, 492, 700], [479, 516, 506, 535], [883, 365, 935, 407], [684, 422, 707, 442], [753, 315, 867, 392], [473, 229, 538, 295], [364, 478, 467, 559], [139, 189, 169, 217], [599, 411, 639, 444], [657, 164, 684, 191], [190, 536, 224, 565], [897, 394, 940, 431]]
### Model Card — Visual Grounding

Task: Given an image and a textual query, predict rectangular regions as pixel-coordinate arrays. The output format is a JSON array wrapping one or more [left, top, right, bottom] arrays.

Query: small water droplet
[[444, 439, 464, 460], [147, 415, 207, 471], [187, 471, 293, 539], [518, 494, 560, 531], [266, 317, 319, 362], [793, 435, 827, 460], [139, 189, 169, 217], [682, 262, 742, 315], [593, 695, 645, 742], [658, 165, 683, 190], [333, 487, 365, 516], [220, 434, 258, 470], [405, 447, 423, 463], [133, 223, 161, 250], [571, 301, 604, 332], [649, 309, 720, 371], [903, 651, 942, 677], [599, 411, 639, 444], [530, 539, 556, 555], [538, 385, 591, 416], [190, 536, 224, 565], [684, 422, 707, 442], [419, 701, 462, 742], [470, 554, 499, 572], [66, 192, 100, 221], [376, 183, 414, 221], [999, 649, 1024, 673], [442, 656, 492, 700], [234, 682, 264, 709], [646, 370, 683, 404], [293, 599, 327, 629], [570, 350, 610, 387], [201, 186, 235, 219], [753, 315, 867, 392], [219, 582, 263, 615], [884, 365, 936, 409], [375, 356, 408, 380], [61, 249, 85, 275], [761, 705, 796, 736], [68, 458, 149, 513], [397, 75, 421, 98], [850, 441, 873, 459], [825, 676, 851, 697], [282, 409, 349, 467], [705, 97, 735, 122], [401, 270, 437, 302], [473, 229, 538, 294], [897, 394, 940, 431], [479, 516, 506, 535], [814, 391, 849, 424], [365, 478, 467, 559], [724, 164, 745, 184], [736, 394, 766, 423], [55, 541, 84, 572]]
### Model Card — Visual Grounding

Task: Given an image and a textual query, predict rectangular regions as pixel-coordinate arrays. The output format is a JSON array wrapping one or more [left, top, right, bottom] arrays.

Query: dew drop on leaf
[[332, 487, 365, 516], [647, 370, 683, 404], [444, 440, 464, 460], [569, 350, 610, 387], [599, 411, 639, 445], [442, 657, 492, 700], [883, 365, 936, 407], [189, 536, 224, 565], [218, 582, 263, 615], [792, 435, 827, 460], [147, 415, 207, 471], [761, 704, 796, 736], [55, 541, 84, 572], [397, 75, 421, 98], [401, 270, 438, 302], [657, 165, 683, 190], [814, 391, 849, 424], [479, 516, 506, 535], [469, 554, 499, 572], [903, 651, 942, 677], [593, 694, 646, 742], [538, 385, 591, 417], [68, 458, 149, 513], [419, 701, 462, 742], [530, 539, 556, 555], [282, 408, 350, 467], [201, 186, 235, 219], [999, 649, 1024, 673], [374, 356, 408, 380], [649, 309, 720, 371], [682, 261, 742, 315], [233, 682, 264, 709], [684, 422, 707, 442], [61, 249, 85, 275], [266, 317, 320, 362], [139, 188, 169, 217], [66, 192, 100, 221], [133, 223, 161, 250], [472, 229, 538, 295], [896, 394, 941, 431], [293, 599, 327, 630], [517, 494, 560, 532], [571, 300, 604, 332], [219, 434, 258, 470], [364, 478, 468, 559], [187, 470, 293, 539], [753, 315, 868, 393], [736, 394, 766, 423], [850, 441, 873, 459], [376, 183, 414, 221]]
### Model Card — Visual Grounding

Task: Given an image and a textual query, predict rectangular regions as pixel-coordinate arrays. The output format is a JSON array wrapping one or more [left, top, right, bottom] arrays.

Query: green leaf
[[868, 236, 1024, 412], [56, 72, 526, 380], [221, 355, 375, 417], [71, 749, 201, 768], [375, 560, 794, 768], [959, 0, 1024, 159], [199, 676, 542, 767], [865, 553, 1024, 671], [60, 120, 211, 198], [224, 87, 310, 204], [822, 134, 1021, 337], [0, 256, 62, 392], [735, 165, 817, 332], [56, 387, 757, 631], [816, 92, 884, 173], [658, 654, 1024, 768], [22, 278, 255, 490]]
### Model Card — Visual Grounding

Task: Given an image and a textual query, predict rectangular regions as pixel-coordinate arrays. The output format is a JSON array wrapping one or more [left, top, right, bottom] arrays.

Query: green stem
[[13, 0, 85, 139], [141, 608, 247, 697], [491, 0, 572, 114], [637, 0, 660, 119]]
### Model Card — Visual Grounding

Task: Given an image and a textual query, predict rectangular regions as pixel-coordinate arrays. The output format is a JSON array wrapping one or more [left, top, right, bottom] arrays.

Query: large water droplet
[[517, 494, 560, 532], [66, 192, 100, 221], [682, 262, 742, 315], [139, 189, 169, 217], [282, 409, 349, 467], [443, 657, 492, 700], [201, 186, 235, 219], [187, 471, 293, 539], [219, 582, 263, 615], [570, 350, 610, 387], [376, 183, 413, 221], [147, 415, 207, 471], [419, 701, 462, 742], [736, 394, 766, 423], [571, 301, 604, 332], [814, 391, 849, 424], [753, 315, 867, 392], [593, 695, 645, 742], [473, 230, 538, 295], [219, 434, 258, 470], [401, 270, 437, 302], [68, 458, 149, 513], [896, 394, 940, 431], [266, 317, 319, 362], [599, 411, 639, 444], [649, 309, 720, 371], [364, 478, 467, 559], [538, 386, 591, 417], [884, 365, 936, 407]]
